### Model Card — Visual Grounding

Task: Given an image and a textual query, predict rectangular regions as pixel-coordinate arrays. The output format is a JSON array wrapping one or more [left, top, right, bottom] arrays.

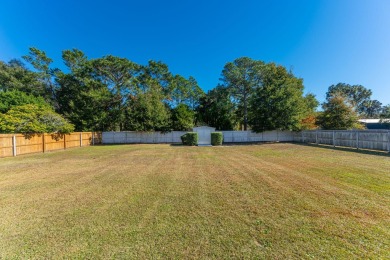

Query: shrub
[[181, 132, 198, 146], [211, 132, 223, 146]]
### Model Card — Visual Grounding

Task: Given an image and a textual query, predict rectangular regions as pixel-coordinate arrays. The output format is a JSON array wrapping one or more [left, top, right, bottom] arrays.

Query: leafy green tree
[[0, 59, 46, 97], [380, 105, 390, 125], [360, 99, 382, 118], [90, 55, 140, 130], [317, 95, 361, 130], [56, 73, 115, 131], [23, 47, 59, 104], [124, 85, 170, 131], [326, 83, 374, 116], [0, 90, 50, 113], [138, 61, 173, 97], [248, 63, 310, 132], [300, 93, 320, 130], [171, 104, 195, 131], [0, 104, 74, 134], [221, 57, 262, 130], [170, 75, 204, 109], [170, 75, 192, 107], [56, 49, 116, 131], [187, 76, 205, 110], [197, 86, 237, 130]]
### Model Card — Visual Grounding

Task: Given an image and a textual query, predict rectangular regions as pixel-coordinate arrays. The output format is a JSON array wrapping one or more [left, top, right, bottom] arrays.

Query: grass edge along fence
[[0, 132, 101, 158], [296, 130, 390, 153]]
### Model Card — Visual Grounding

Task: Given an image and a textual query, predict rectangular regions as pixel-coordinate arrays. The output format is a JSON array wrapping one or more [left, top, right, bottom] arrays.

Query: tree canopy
[[317, 95, 361, 130], [197, 86, 237, 130], [220, 57, 261, 130], [1, 48, 388, 133], [248, 63, 313, 132], [219, 58, 319, 132], [326, 83, 382, 118]]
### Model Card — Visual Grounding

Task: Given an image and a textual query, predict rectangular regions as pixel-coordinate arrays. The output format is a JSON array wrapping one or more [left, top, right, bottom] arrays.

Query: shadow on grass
[[293, 142, 390, 157], [222, 141, 290, 146], [170, 142, 281, 147]]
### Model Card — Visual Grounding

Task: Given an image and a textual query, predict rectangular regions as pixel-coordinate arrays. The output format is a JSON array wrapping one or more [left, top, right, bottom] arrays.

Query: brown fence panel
[[82, 132, 92, 146], [65, 133, 81, 148], [44, 134, 65, 152], [16, 134, 43, 155], [0, 134, 13, 157], [0, 132, 100, 158]]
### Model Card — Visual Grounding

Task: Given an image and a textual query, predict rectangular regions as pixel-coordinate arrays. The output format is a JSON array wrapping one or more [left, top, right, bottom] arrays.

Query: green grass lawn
[[0, 143, 389, 259]]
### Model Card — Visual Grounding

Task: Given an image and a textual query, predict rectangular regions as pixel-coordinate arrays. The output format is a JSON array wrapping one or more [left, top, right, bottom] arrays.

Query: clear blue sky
[[1, 0, 389, 105]]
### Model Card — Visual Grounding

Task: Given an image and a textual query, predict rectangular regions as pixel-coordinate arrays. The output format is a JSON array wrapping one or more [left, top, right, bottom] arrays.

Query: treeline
[[0, 48, 204, 133], [1, 48, 389, 134]]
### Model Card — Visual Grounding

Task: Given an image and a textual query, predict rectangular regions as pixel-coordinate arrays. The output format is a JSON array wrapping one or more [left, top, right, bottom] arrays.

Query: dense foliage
[[326, 83, 383, 118], [248, 63, 316, 132], [180, 132, 198, 146], [211, 132, 223, 146], [0, 48, 204, 133], [197, 86, 237, 130], [380, 105, 390, 125], [0, 90, 74, 134], [217, 58, 319, 132], [0, 104, 74, 134], [1, 49, 388, 133], [317, 95, 362, 130]]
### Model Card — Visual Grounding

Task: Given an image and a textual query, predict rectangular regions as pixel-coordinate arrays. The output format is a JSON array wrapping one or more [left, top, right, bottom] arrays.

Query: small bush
[[211, 132, 223, 146], [181, 132, 198, 146]]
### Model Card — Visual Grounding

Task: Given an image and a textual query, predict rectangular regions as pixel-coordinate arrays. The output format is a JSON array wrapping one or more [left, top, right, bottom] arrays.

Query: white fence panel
[[103, 130, 296, 144], [220, 130, 295, 143], [102, 131, 187, 144], [102, 130, 390, 152], [300, 130, 389, 152], [221, 131, 249, 142]]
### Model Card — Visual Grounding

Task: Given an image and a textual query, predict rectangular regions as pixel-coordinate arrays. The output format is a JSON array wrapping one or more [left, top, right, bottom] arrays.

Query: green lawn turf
[[0, 143, 389, 259]]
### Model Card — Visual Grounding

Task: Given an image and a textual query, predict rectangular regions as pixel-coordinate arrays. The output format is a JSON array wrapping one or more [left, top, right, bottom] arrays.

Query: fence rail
[[0, 132, 101, 158], [295, 130, 390, 152]]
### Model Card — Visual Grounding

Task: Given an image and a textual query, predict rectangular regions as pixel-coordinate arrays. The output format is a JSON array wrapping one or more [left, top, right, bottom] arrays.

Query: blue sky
[[1, 0, 389, 105]]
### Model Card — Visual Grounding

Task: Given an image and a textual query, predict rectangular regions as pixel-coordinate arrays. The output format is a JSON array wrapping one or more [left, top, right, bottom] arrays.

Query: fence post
[[276, 130, 279, 142], [316, 130, 318, 145], [80, 132, 83, 147], [332, 131, 335, 147], [388, 131, 390, 153], [42, 134, 46, 153], [64, 134, 66, 149], [301, 131, 304, 143], [12, 135, 17, 157], [92, 132, 95, 146], [356, 131, 359, 150]]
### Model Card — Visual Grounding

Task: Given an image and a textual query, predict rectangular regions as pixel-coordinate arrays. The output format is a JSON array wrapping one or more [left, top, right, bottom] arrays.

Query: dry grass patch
[[0, 143, 389, 258]]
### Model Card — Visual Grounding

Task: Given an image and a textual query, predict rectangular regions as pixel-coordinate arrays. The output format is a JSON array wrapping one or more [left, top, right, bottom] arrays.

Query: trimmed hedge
[[181, 132, 198, 146], [211, 132, 223, 146]]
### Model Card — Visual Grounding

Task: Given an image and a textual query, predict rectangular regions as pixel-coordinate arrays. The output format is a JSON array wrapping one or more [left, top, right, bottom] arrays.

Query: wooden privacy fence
[[295, 130, 390, 152], [0, 132, 101, 158]]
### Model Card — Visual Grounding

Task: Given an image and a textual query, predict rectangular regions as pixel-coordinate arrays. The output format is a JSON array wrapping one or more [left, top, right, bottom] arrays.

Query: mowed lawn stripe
[[0, 144, 389, 259]]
